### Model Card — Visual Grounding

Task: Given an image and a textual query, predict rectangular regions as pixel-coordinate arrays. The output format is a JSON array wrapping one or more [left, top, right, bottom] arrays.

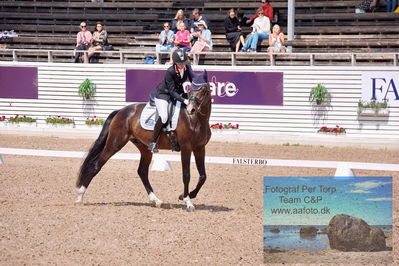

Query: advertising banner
[[361, 71, 399, 106], [126, 69, 283, 105], [0, 66, 38, 99]]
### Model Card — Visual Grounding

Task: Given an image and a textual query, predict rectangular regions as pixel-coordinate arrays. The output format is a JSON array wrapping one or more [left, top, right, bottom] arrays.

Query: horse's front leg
[[180, 147, 194, 212], [188, 147, 207, 199]]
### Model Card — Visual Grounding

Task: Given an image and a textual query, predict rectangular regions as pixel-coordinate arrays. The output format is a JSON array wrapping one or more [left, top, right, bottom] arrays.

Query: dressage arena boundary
[[0, 147, 398, 172]]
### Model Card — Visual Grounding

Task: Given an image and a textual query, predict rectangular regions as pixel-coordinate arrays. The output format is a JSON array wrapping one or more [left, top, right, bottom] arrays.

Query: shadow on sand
[[84, 201, 234, 212]]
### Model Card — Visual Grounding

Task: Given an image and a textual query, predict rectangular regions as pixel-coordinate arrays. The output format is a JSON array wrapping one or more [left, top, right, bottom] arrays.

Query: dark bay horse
[[75, 70, 211, 211]]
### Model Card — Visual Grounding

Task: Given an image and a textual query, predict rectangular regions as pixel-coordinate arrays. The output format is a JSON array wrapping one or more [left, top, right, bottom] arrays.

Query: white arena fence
[[0, 62, 398, 140]]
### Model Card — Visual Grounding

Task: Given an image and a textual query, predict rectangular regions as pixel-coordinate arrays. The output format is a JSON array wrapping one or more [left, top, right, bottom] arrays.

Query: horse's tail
[[76, 110, 119, 188]]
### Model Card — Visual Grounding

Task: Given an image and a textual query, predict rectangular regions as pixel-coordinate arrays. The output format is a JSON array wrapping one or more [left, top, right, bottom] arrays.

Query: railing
[[0, 49, 398, 66]]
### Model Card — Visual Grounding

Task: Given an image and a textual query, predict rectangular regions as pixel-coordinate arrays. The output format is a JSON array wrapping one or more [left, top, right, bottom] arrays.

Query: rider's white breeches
[[154, 98, 169, 124]]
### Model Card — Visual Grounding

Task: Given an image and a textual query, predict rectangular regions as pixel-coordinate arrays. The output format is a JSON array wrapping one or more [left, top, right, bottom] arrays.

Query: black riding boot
[[148, 118, 164, 153]]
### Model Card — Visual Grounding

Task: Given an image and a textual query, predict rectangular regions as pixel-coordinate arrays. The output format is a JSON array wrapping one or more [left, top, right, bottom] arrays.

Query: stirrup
[[148, 142, 159, 153]]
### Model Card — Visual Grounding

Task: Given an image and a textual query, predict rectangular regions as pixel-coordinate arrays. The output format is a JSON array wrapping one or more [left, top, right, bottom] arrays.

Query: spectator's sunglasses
[[164, 25, 170, 28], [81, 25, 86, 28]]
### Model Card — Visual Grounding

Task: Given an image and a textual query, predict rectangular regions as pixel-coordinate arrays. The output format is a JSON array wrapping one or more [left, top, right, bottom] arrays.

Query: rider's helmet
[[172, 49, 189, 65]]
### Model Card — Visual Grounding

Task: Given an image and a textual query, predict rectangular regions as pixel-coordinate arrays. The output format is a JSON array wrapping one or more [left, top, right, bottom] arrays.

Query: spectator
[[88, 22, 108, 62], [189, 20, 213, 56], [267, 24, 285, 53], [241, 8, 270, 52], [169, 21, 191, 63], [190, 8, 210, 42], [355, 0, 379, 13], [387, 0, 398, 12], [156, 22, 175, 52], [74, 21, 92, 63], [246, 0, 274, 25], [171, 9, 190, 33], [224, 8, 245, 52]]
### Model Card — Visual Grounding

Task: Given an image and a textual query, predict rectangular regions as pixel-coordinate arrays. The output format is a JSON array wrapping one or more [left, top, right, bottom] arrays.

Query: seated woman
[[74, 21, 92, 63], [88, 22, 108, 63], [171, 9, 190, 33], [267, 24, 285, 53], [224, 8, 245, 52], [189, 20, 212, 56], [241, 8, 270, 52], [156, 22, 175, 52], [169, 21, 191, 63]]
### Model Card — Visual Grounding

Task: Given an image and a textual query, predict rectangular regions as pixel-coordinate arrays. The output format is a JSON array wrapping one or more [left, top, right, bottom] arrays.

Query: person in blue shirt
[[156, 22, 175, 52], [189, 20, 213, 56]]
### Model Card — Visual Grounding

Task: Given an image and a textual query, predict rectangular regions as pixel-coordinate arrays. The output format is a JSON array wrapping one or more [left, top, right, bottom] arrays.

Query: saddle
[[141, 93, 181, 151]]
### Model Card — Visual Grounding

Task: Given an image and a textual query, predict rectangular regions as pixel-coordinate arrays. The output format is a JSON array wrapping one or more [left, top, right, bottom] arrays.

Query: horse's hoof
[[178, 194, 184, 200], [154, 200, 163, 208], [74, 199, 83, 205], [186, 206, 195, 212], [74, 195, 84, 204]]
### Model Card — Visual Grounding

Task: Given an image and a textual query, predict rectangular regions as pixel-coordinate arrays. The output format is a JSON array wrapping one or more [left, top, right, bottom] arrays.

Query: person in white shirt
[[267, 24, 285, 53], [241, 8, 270, 52]]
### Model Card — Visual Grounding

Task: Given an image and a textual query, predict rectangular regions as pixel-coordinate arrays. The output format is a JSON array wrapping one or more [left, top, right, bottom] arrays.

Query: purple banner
[[0, 66, 38, 99], [126, 69, 283, 105]]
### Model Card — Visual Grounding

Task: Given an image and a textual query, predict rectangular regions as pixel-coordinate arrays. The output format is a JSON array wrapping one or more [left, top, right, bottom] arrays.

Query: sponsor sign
[[126, 69, 283, 105], [0, 66, 38, 99], [361, 71, 399, 106]]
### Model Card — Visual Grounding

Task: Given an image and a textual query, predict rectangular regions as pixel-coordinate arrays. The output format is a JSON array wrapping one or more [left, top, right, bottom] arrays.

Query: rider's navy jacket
[[155, 64, 193, 103]]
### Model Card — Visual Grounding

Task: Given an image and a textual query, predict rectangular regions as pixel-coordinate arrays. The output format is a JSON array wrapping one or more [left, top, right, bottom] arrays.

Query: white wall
[[0, 62, 398, 139]]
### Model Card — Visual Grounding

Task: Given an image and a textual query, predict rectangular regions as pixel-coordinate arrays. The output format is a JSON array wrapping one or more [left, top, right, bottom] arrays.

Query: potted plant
[[45, 115, 75, 127], [85, 116, 105, 126], [357, 100, 389, 116], [8, 114, 37, 127], [78, 78, 96, 100], [309, 83, 331, 105]]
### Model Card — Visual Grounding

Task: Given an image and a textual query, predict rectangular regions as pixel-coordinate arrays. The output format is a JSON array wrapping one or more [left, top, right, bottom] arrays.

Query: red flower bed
[[210, 123, 239, 130], [318, 125, 346, 134]]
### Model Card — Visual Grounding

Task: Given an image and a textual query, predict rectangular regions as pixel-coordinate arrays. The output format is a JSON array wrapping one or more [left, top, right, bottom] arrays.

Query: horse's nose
[[189, 107, 196, 115]]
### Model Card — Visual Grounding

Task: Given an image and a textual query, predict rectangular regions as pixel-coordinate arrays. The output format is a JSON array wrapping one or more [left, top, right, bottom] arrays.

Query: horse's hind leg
[[76, 131, 129, 203], [133, 141, 162, 207]]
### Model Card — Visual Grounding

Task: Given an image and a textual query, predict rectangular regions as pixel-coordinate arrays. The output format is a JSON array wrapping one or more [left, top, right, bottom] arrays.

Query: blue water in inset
[[264, 225, 391, 252]]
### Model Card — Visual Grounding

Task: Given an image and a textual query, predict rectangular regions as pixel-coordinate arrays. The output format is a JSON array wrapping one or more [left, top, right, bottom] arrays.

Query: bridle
[[187, 84, 210, 116]]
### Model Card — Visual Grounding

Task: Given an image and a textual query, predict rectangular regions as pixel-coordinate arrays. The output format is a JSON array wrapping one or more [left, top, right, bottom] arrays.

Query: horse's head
[[186, 70, 211, 115]]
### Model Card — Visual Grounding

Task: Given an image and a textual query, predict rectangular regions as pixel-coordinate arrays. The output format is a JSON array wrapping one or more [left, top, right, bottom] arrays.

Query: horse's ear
[[203, 70, 208, 82]]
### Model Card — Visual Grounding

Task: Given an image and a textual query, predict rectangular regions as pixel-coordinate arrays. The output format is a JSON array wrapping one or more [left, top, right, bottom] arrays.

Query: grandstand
[[0, 0, 399, 65]]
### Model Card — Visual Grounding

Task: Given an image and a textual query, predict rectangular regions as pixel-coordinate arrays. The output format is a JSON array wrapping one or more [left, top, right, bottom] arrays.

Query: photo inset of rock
[[263, 176, 392, 264]]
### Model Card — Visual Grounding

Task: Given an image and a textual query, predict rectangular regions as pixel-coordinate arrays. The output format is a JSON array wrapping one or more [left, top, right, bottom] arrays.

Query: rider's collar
[[175, 65, 186, 73]]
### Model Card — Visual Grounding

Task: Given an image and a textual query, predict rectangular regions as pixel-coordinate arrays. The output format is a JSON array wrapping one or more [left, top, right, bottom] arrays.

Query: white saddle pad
[[140, 101, 181, 131]]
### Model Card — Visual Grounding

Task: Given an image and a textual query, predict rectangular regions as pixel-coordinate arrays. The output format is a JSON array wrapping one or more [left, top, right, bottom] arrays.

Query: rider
[[148, 49, 193, 153]]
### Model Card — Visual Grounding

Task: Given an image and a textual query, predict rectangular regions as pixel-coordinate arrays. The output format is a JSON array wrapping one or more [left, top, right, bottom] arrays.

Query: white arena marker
[[151, 157, 172, 171], [0, 148, 398, 172], [335, 162, 355, 177]]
